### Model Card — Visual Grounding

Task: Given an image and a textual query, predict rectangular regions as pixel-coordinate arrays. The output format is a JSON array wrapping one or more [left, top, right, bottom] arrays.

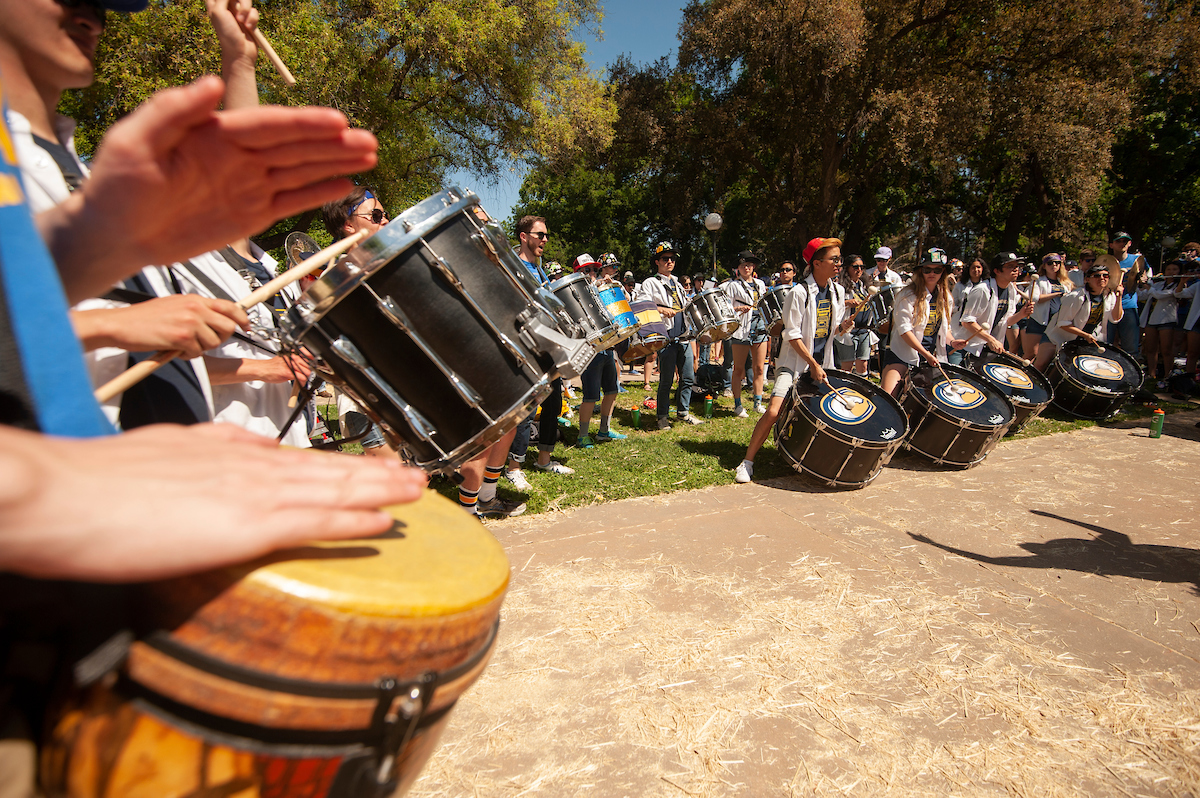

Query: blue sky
[[445, 1, 686, 223]]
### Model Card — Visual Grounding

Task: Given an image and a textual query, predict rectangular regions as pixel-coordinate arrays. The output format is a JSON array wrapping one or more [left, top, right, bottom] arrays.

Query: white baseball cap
[[874, 246, 893, 260]]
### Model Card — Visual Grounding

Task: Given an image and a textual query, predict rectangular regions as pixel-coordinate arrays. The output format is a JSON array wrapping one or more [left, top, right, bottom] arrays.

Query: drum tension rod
[[371, 672, 436, 789], [418, 238, 532, 369], [369, 288, 491, 418], [329, 336, 443, 450]]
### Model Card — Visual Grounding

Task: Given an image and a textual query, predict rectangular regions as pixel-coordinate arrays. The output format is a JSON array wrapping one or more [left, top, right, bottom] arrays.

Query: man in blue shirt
[[1106, 231, 1147, 355]]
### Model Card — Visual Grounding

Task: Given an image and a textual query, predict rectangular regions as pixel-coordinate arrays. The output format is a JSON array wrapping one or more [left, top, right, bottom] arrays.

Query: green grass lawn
[[372, 381, 1188, 516]]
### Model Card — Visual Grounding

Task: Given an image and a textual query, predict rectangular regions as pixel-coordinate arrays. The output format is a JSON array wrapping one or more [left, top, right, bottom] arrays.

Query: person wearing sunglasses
[[1046, 257, 1124, 351], [953, 252, 1032, 366], [833, 255, 873, 375], [637, 241, 702, 428], [880, 252, 962, 397]]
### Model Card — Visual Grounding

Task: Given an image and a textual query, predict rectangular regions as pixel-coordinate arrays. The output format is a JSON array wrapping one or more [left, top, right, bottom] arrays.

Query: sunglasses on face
[[781, 267, 795, 272], [820, 256, 843, 265], [353, 208, 387, 225], [922, 267, 946, 275], [526, 231, 550, 241]]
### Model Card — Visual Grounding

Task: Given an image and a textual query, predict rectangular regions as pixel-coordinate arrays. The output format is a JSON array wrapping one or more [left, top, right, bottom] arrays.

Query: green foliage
[[61, 0, 616, 247]]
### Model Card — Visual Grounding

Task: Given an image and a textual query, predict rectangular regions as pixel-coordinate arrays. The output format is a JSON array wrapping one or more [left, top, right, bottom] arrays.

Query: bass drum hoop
[[1047, 342, 1141, 419], [901, 368, 1015, 433]]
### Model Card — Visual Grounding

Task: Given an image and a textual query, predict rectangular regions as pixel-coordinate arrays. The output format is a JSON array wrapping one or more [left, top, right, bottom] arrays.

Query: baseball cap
[[994, 251, 1023, 268], [600, 253, 622, 270], [803, 237, 843, 265], [874, 246, 892, 260], [570, 253, 599, 272], [623, 270, 634, 281], [737, 250, 761, 263], [653, 241, 677, 259], [1111, 231, 1132, 241]]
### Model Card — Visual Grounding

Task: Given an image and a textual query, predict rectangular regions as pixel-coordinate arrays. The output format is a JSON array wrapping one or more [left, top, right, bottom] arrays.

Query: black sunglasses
[[353, 208, 387, 224], [527, 231, 550, 241]]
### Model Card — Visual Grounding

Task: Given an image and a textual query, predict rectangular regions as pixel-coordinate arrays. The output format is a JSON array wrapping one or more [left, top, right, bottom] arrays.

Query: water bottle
[[631, 406, 640, 428], [1149, 408, 1164, 438], [705, 394, 713, 418]]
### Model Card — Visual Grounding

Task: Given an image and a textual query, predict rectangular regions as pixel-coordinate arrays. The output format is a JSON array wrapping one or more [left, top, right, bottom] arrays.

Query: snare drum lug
[[372, 673, 436, 789], [330, 336, 441, 446], [376, 294, 488, 413]]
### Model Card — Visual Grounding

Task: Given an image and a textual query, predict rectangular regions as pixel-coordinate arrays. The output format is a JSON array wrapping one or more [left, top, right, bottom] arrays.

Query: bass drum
[[774, 370, 909, 488], [282, 188, 592, 475], [1046, 340, 1143, 420], [900, 364, 1015, 468], [42, 491, 508, 798], [970, 349, 1053, 434]]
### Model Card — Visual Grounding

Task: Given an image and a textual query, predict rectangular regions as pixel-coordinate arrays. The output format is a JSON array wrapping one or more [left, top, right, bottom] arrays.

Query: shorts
[[882, 349, 914, 369], [730, 330, 769, 346], [834, 334, 870, 362], [581, 350, 619, 402], [771, 365, 796, 399], [1148, 321, 1179, 331], [1024, 319, 1048, 335]]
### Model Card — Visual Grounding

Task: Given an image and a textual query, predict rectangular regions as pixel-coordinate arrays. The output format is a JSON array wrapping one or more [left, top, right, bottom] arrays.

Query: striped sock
[[458, 486, 480, 514], [479, 466, 503, 502]]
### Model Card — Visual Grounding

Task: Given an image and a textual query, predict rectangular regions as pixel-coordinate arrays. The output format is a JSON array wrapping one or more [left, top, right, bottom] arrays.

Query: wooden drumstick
[[94, 230, 367, 403], [252, 28, 296, 85]]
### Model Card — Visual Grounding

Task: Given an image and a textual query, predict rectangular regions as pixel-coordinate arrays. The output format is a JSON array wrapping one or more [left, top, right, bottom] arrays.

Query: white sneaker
[[734, 406, 749, 418], [504, 469, 532, 491], [677, 414, 703, 425], [754, 403, 766, 414], [735, 460, 753, 483], [534, 460, 575, 475]]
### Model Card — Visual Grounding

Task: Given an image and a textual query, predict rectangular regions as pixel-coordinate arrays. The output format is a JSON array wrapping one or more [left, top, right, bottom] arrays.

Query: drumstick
[[252, 28, 296, 86], [94, 231, 367, 403]]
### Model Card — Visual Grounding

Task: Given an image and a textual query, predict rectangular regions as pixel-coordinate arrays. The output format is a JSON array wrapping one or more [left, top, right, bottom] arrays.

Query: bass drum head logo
[[820, 388, 875, 425], [982, 363, 1033, 390], [1074, 355, 1124, 381], [932, 379, 986, 409]]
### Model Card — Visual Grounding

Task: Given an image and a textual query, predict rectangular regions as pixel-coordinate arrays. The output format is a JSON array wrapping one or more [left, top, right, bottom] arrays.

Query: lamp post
[[704, 212, 723, 284]]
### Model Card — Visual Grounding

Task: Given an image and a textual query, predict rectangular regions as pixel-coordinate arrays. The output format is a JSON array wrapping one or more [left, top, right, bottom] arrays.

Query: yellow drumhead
[[246, 491, 509, 619]]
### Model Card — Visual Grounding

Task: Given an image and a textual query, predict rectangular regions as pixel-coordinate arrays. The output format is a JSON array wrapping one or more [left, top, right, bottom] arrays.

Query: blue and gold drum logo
[[933, 379, 986, 409], [1074, 355, 1123, 381], [820, 388, 875, 425], [982, 363, 1033, 390]]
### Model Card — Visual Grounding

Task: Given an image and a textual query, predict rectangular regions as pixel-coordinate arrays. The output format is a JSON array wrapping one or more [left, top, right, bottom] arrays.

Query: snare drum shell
[[290, 193, 555, 472], [551, 274, 620, 350]]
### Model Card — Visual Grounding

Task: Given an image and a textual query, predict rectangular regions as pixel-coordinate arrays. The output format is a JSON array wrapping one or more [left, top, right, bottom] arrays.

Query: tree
[[62, 0, 616, 249]]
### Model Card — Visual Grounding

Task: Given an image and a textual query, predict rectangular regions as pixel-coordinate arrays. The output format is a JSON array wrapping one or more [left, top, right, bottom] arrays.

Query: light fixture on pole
[[1161, 235, 1176, 271], [704, 212, 723, 283]]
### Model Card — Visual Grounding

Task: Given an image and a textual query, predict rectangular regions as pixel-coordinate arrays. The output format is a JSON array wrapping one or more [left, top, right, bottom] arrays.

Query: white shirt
[[954, 278, 1019, 356], [867, 265, 904, 289], [889, 285, 949, 365], [1047, 288, 1120, 346], [777, 275, 848, 375], [636, 273, 688, 339], [722, 277, 767, 337]]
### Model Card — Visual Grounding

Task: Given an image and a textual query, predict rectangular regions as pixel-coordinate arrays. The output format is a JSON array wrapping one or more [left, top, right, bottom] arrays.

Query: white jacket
[[1140, 282, 1181, 327], [636, 273, 688, 339], [722, 277, 766, 337], [889, 285, 949, 365], [1047, 287, 1120, 346], [777, 275, 849, 375]]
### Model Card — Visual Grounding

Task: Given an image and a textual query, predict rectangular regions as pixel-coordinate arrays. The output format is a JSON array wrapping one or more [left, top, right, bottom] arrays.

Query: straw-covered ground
[[410, 414, 1200, 797]]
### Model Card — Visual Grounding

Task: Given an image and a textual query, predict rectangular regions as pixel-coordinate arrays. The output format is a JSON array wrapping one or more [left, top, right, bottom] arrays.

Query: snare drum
[[971, 349, 1054, 433], [622, 300, 668, 362], [596, 282, 642, 347], [551, 272, 622, 350], [756, 285, 791, 336], [774, 370, 909, 488], [42, 491, 508, 798], [683, 288, 739, 344], [900, 363, 1015, 467], [1046, 340, 1143, 419], [864, 286, 897, 334], [283, 189, 593, 474]]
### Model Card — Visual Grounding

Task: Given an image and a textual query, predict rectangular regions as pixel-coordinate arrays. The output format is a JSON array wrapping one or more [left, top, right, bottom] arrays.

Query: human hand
[[0, 423, 427, 582], [72, 295, 250, 358], [811, 364, 828, 385], [922, 350, 940, 367], [204, 353, 312, 385], [42, 77, 377, 303], [206, 0, 258, 66], [985, 336, 1003, 353]]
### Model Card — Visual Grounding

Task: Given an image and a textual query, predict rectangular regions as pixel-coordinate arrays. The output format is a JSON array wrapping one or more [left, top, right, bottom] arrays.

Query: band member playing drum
[[835, 255, 873, 375], [880, 253, 962, 397], [734, 237, 851, 484], [953, 252, 1031, 366], [638, 242, 703, 428], [574, 253, 630, 448], [1024, 253, 1074, 370], [723, 251, 769, 416], [1046, 258, 1124, 350]]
